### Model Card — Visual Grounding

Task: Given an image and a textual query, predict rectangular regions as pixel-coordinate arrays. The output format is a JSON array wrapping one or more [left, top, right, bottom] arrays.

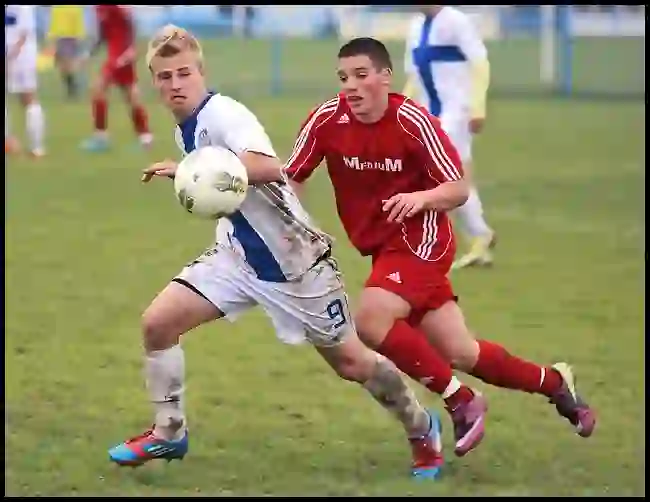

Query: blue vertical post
[[270, 36, 282, 96], [557, 5, 573, 96]]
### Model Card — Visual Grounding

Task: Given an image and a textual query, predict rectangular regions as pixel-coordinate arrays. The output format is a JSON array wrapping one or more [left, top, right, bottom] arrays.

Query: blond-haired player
[[403, 5, 495, 269], [107, 25, 448, 479]]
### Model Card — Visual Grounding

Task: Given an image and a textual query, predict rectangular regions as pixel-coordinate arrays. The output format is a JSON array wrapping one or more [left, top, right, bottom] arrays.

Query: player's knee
[[354, 309, 391, 349], [354, 296, 408, 348], [124, 86, 141, 107], [332, 355, 370, 383], [448, 346, 480, 372], [91, 85, 105, 101], [141, 309, 178, 351], [19, 93, 35, 107]]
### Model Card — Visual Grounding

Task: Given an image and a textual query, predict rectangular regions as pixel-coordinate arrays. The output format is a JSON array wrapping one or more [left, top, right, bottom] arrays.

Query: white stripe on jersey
[[285, 97, 339, 176], [401, 208, 454, 262], [397, 102, 462, 181], [416, 210, 438, 259]]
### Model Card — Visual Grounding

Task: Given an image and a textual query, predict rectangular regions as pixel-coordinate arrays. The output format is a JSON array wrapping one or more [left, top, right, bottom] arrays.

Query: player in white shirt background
[[107, 25, 446, 478], [403, 5, 495, 269], [5, 4, 46, 157]]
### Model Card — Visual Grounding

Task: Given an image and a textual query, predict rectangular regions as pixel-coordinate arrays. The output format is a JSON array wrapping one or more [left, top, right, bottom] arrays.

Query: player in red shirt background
[[285, 38, 596, 455], [80, 5, 152, 152]]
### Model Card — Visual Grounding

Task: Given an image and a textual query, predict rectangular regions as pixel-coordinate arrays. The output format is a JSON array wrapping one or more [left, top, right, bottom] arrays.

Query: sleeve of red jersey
[[397, 100, 465, 184], [284, 97, 339, 183]]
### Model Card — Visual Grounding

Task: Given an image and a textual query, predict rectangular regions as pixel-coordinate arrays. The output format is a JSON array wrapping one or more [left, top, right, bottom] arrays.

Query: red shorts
[[101, 61, 137, 88], [365, 250, 457, 325]]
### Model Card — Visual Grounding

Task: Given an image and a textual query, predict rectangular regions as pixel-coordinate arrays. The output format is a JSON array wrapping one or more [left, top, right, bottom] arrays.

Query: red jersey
[[95, 5, 134, 61], [285, 93, 464, 260]]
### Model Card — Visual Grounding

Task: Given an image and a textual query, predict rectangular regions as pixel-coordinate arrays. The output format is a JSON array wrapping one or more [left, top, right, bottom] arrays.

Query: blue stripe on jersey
[[228, 211, 287, 283], [176, 90, 287, 283], [412, 16, 467, 116], [178, 91, 215, 153]]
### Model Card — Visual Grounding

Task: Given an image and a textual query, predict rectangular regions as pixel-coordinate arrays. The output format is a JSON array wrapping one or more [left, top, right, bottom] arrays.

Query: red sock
[[377, 320, 474, 409], [471, 340, 562, 397], [92, 97, 108, 131], [131, 105, 150, 135]]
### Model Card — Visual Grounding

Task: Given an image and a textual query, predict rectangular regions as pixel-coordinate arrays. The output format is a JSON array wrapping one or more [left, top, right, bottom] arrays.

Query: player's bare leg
[[419, 301, 596, 437], [55, 49, 81, 99], [354, 288, 487, 457], [81, 75, 111, 152], [14, 91, 45, 158], [452, 161, 496, 270], [108, 281, 223, 467], [316, 329, 443, 479], [122, 83, 153, 149], [5, 104, 21, 155]]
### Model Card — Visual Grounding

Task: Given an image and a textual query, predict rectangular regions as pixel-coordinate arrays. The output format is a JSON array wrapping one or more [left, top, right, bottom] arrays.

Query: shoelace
[[125, 428, 155, 445]]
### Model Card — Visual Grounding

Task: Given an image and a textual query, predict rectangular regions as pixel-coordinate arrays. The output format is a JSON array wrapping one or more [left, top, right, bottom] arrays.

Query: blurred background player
[[403, 5, 495, 270], [46, 5, 87, 100], [5, 4, 46, 158], [80, 5, 152, 152]]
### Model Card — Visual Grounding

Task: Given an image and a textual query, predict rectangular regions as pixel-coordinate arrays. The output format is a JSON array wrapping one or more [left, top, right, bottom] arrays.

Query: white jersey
[[5, 5, 38, 64], [174, 92, 333, 283], [404, 6, 487, 120]]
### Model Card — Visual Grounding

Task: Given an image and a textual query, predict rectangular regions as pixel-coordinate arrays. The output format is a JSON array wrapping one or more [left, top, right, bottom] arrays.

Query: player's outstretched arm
[[384, 101, 470, 223], [139, 154, 283, 185], [237, 151, 285, 184], [383, 179, 469, 224], [216, 96, 285, 184]]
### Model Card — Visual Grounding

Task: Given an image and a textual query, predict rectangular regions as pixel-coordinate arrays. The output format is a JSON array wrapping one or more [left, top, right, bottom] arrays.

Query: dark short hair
[[337, 37, 393, 72]]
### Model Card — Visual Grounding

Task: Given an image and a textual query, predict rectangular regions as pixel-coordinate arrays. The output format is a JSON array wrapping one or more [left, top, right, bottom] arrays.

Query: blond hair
[[145, 24, 204, 69]]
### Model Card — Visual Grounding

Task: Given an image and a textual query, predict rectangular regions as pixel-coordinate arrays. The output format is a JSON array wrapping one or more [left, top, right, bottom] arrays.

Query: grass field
[[5, 38, 645, 496]]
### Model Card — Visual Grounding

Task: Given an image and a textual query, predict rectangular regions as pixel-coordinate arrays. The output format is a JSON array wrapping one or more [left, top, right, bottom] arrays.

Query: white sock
[[5, 105, 10, 138], [455, 187, 492, 238], [139, 132, 153, 145], [145, 345, 187, 441], [441, 376, 462, 400], [25, 102, 44, 153]]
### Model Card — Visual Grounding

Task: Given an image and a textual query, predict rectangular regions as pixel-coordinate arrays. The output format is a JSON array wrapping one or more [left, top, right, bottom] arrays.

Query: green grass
[[5, 39, 645, 496]]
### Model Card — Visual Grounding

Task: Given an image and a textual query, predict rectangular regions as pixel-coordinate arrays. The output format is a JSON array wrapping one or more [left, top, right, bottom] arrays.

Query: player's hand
[[142, 160, 178, 183], [382, 191, 428, 224], [114, 46, 136, 69], [469, 117, 485, 134]]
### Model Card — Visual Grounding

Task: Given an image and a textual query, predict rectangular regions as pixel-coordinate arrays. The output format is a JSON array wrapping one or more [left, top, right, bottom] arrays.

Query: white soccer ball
[[173, 146, 249, 219]]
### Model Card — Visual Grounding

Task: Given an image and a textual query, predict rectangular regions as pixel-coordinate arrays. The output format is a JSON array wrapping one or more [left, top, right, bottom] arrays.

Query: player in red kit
[[285, 38, 596, 455], [80, 5, 152, 152]]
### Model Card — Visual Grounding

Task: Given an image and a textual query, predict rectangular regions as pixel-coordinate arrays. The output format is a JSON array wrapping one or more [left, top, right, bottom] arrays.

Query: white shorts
[[440, 116, 472, 163], [6, 57, 38, 94], [175, 246, 353, 347]]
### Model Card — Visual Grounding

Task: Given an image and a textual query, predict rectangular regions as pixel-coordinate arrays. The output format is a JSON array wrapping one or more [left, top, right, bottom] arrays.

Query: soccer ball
[[174, 146, 249, 219]]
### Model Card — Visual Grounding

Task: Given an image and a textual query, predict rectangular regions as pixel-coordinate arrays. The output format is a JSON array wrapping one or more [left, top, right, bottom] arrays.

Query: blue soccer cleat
[[80, 135, 110, 152], [108, 427, 189, 467], [409, 411, 443, 480]]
